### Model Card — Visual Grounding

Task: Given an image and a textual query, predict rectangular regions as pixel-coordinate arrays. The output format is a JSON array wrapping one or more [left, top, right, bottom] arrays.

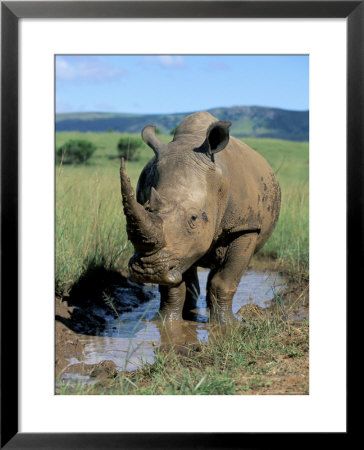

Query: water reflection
[[61, 269, 286, 381]]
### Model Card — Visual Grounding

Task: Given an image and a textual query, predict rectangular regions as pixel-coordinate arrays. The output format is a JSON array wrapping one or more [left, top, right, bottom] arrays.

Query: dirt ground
[[55, 298, 120, 386], [234, 307, 309, 395]]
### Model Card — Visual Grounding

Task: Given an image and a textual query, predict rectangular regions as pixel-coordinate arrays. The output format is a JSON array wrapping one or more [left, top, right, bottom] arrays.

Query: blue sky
[[56, 55, 308, 114]]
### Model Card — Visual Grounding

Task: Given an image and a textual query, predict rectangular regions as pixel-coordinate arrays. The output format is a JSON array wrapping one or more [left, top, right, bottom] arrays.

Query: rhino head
[[120, 114, 231, 286]]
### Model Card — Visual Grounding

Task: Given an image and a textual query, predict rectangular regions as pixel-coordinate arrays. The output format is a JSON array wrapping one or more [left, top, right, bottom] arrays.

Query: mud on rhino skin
[[120, 111, 281, 323]]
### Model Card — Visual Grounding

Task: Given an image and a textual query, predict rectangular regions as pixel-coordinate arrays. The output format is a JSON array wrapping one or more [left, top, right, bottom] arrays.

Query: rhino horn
[[120, 158, 165, 252], [141, 125, 166, 157], [149, 187, 166, 211]]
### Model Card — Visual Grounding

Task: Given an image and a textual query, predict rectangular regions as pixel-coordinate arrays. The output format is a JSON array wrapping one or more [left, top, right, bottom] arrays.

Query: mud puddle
[[57, 269, 290, 386]]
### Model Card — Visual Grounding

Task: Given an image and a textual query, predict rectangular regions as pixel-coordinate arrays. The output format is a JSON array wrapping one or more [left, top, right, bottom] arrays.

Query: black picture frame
[[1, 1, 358, 447]]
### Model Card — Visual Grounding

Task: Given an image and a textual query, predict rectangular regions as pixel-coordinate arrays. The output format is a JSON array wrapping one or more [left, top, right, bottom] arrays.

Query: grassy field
[[56, 131, 309, 395], [55, 132, 155, 294], [244, 137, 309, 281], [56, 132, 308, 294]]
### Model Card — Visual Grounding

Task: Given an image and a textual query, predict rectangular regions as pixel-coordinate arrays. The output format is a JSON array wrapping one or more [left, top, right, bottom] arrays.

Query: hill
[[56, 106, 309, 141]]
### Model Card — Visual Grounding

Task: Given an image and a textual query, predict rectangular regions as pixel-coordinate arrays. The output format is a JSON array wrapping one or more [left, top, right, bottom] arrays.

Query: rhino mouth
[[128, 251, 182, 286]]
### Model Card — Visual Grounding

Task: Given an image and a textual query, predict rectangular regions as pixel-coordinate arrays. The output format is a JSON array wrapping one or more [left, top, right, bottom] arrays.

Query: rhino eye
[[188, 214, 199, 229]]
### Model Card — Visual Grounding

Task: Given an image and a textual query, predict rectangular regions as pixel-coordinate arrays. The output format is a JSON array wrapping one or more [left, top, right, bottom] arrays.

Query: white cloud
[[56, 56, 126, 82], [56, 58, 76, 80], [143, 55, 185, 68]]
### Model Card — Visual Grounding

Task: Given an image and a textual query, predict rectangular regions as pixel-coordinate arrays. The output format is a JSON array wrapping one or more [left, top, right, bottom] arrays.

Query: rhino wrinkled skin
[[120, 112, 281, 323]]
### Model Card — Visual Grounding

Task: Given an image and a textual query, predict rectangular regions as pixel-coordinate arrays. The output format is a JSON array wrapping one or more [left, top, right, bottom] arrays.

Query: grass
[[244, 138, 309, 280], [56, 163, 130, 294]]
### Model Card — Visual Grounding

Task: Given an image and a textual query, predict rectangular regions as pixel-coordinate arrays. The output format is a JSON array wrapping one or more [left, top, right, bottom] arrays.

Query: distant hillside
[[56, 106, 309, 141]]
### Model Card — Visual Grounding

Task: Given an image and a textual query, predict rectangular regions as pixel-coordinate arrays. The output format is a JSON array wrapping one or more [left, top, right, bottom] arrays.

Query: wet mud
[[56, 264, 305, 389]]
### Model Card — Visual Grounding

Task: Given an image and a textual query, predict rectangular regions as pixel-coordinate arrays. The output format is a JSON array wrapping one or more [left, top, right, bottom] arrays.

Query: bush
[[117, 136, 143, 161], [56, 139, 97, 164]]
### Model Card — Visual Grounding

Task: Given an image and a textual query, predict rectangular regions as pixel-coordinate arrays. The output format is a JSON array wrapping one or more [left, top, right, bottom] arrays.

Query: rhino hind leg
[[158, 282, 186, 322], [207, 232, 259, 324]]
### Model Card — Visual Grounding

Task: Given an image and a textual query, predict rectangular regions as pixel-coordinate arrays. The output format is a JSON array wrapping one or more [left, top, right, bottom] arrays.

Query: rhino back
[[173, 111, 217, 141], [217, 137, 281, 250]]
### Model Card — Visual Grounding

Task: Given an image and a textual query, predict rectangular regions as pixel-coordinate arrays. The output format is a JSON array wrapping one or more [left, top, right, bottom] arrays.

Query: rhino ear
[[203, 121, 232, 161], [141, 125, 166, 158]]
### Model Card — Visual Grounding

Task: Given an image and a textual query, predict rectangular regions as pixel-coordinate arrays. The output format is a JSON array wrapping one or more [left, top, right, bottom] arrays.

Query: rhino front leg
[[207, 232, 259, 324], [182, 266, 200, 320], [158, 281, 186, 321]]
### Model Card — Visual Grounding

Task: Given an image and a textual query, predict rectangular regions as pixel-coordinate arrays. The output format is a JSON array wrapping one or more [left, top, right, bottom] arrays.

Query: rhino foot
[[209, 308, 238, 325], [153, 309, 184, 322]]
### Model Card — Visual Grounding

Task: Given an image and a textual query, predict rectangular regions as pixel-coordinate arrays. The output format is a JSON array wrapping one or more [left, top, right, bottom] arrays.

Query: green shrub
[[56, 139, 97, 164], [116, 136, 143, 161]]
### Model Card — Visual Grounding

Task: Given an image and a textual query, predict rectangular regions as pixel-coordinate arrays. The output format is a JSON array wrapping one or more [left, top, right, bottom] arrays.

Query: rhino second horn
[[141, 125, 166, 157], [120, 158, 165, 252], [149, 187, 166, 211]]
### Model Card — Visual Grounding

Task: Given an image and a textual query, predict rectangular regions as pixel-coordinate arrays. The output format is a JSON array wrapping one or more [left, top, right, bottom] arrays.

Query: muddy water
[[60, 269, 286, 383]]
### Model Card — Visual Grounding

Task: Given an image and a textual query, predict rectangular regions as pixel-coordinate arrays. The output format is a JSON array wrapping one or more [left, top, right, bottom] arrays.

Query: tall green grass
[[244, 138, 309, 279], [261, 187, 309, 279], [55, 133, 308, 294], [56, 164, 131, 294]]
